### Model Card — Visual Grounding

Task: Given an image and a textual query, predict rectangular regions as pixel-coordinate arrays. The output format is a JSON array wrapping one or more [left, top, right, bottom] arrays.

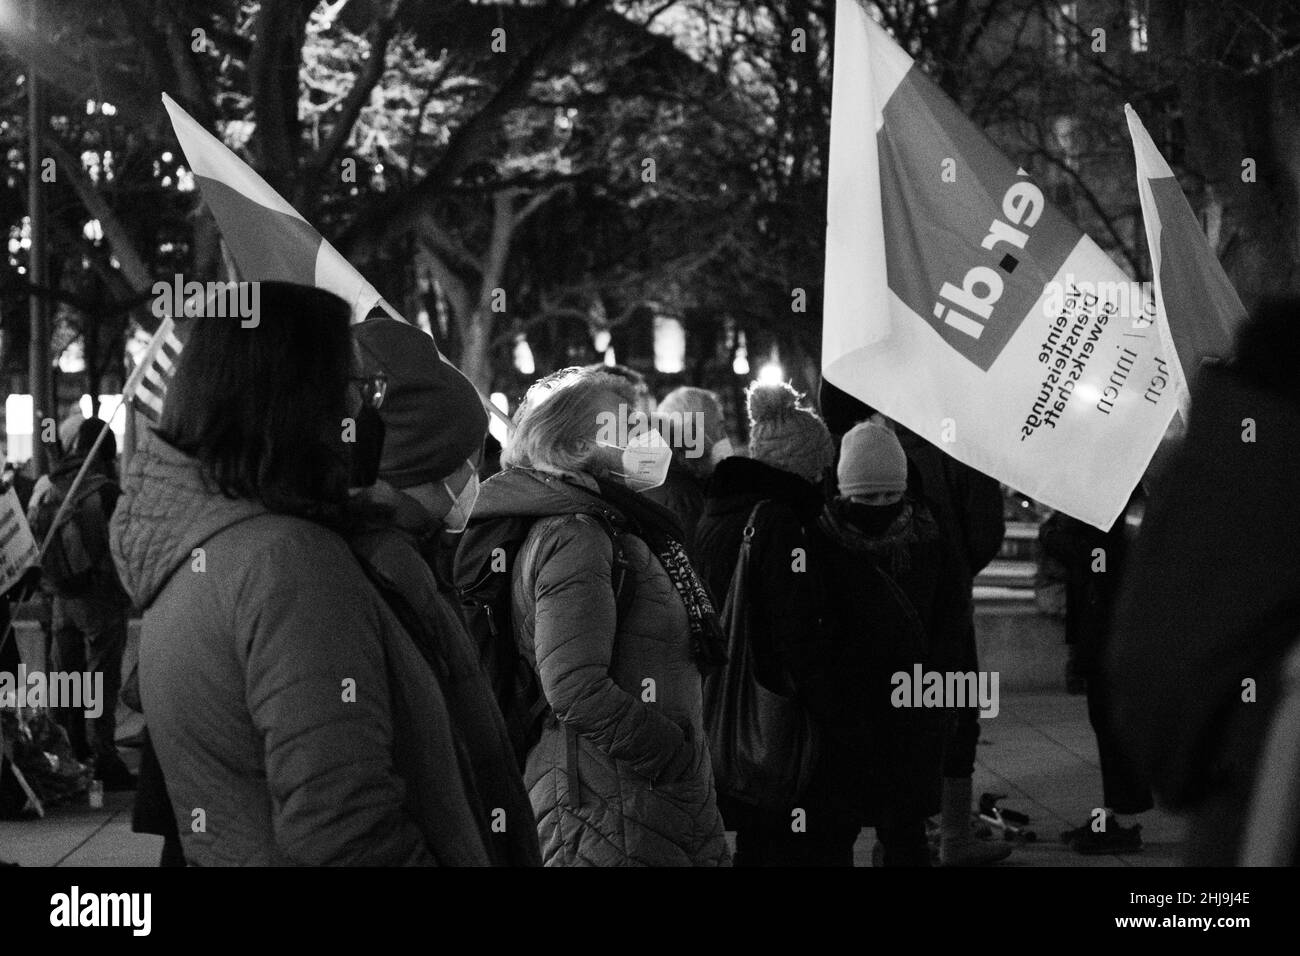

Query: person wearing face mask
[[815, 421, 965, 866], [110, 284, 490, 866], [644, 387, 733, 564], [819, 378, 1008, 866], [694, 382, 854, 865], [465, 366, 730, 866], [344, 315, 540, 866]]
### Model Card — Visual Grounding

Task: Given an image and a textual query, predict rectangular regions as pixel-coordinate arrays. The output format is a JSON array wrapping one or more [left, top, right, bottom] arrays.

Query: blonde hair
[[501, 367, 639, 476]]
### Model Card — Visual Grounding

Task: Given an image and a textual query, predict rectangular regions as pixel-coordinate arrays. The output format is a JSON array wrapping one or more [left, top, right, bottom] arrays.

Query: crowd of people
[[2, 281, 1298, 867]]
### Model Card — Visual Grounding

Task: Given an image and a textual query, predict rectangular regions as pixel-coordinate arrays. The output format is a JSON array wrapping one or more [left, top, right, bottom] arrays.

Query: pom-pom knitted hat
[[746, 381, 835, 484]]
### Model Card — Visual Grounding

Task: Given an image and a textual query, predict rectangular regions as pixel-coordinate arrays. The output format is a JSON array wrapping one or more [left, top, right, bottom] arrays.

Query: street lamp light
[[757, 361, 785, 386]]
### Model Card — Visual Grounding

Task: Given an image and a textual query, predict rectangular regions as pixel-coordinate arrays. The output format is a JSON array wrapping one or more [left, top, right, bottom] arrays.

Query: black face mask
[[349, 404, 386, 488], [842, 497, 906, 535]]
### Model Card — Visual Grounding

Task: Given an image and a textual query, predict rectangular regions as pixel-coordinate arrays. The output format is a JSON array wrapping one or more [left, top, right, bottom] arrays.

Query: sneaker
[[94, 757, 138, 792], [939, 834, 1013, 866], [1070, 820, 1143, 855]]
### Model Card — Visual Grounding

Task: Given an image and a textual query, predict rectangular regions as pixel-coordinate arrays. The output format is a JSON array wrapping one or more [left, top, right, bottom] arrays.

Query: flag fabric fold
[[129, 317, 185, 425], [162, 94, 386, 320], [157, 94, 509, 431], [823, 0, 1177, 530], [1124, 103, 1246, 404]]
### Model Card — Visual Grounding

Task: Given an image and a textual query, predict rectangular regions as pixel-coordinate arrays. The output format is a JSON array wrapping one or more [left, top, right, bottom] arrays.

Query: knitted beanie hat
[[746, 382, 834, 484], [352, 317, 487, 488], [837, 420, 907, 497]]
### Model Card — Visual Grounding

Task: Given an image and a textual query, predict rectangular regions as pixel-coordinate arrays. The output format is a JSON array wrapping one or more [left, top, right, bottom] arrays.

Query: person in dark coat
[[111, 283, 491, 866], [646, 387, 733, 562], [26, 419, 135, 792], [346, 315, 540, 867], [816, 420, 960, 866], [694, 381, 855, 865], [819, 380, 1007, 865], [1042, 503, 1152, 853], [1109, 296, 1300, 865]]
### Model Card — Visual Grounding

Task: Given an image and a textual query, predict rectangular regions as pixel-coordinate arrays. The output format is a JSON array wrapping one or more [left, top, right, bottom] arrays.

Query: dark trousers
[[876, 818, 931, 866], [1086, 675, 1153, 815], [941, 615, 981, 779], [734, 820, 860, 867], [51, 594, 128, 766]]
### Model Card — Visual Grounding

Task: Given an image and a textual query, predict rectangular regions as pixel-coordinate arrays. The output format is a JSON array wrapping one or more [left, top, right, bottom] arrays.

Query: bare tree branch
[[303, 0, 404, 187], [341, 0, 605, 253], [46, 138, 154, 293]]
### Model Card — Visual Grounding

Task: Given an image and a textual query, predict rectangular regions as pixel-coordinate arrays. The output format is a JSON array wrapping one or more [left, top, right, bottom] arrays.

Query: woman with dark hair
[[109, 281, 490, 866]]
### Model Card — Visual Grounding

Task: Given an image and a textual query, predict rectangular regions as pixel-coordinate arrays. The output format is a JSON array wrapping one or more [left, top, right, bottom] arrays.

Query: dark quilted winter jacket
[[472, 467, 729, 867], [110, 435, 491, 866]]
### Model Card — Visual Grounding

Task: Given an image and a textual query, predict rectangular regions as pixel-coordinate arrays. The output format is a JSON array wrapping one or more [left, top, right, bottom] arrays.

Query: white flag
[[823, 0, 1177, 529]]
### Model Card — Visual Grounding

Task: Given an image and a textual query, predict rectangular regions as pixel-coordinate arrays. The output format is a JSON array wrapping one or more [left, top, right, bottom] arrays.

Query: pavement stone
[[1, 690, 1186, 867]]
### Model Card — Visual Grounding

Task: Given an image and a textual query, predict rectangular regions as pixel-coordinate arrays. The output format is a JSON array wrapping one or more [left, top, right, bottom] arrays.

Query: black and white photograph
[[0, 0, 1292, 938]]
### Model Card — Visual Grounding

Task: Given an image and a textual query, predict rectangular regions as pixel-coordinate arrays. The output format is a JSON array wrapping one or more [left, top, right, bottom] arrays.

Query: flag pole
[[32, 315, 172, 562], [0, 378, 134, 664], [0, 314, 175, 663]]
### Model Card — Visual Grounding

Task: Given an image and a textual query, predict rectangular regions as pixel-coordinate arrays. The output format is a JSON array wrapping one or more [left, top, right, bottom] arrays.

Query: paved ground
[[1, 690, 1184, 867]]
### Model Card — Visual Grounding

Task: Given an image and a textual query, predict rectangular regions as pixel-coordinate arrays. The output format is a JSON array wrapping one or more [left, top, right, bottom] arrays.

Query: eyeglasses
[[349, 373, 388, 410]]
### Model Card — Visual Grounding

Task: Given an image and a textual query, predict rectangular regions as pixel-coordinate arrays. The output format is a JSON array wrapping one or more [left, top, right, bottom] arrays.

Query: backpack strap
[[589, 510, 636, 622], [518, 509, 637, 817]]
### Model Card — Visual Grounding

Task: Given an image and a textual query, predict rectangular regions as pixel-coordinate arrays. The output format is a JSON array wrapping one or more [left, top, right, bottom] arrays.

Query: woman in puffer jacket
[[468, 366, 730, 866], [110, 283, 490, 866]]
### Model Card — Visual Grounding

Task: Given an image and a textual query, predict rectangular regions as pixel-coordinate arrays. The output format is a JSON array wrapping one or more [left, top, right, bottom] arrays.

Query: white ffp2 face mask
[[599, 428, 673, 493], [442, 470, 481, 533]]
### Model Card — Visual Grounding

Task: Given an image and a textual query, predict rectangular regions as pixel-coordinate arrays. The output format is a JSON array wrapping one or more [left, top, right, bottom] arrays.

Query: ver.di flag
[[823, 0, 1177, 530], [1125, 103, 1246, 405]]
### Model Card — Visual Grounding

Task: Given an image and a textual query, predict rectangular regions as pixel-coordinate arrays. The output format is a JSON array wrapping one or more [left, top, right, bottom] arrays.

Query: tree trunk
[[1153, 0, 1300, 303]]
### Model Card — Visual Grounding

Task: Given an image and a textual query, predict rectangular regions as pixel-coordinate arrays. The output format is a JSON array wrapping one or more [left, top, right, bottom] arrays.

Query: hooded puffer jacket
[[110, 436, 491, 866], [471, 467, 729, 867]]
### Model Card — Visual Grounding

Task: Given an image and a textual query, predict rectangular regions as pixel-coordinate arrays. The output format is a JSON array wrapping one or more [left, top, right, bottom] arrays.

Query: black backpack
[[29, 473, 116, 597], [446, 512, 634, 770]]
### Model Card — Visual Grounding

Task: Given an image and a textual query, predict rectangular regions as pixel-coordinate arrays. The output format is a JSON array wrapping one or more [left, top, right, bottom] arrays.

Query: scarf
[[597, 479, 728, 670], [818, 497, 923, 581]]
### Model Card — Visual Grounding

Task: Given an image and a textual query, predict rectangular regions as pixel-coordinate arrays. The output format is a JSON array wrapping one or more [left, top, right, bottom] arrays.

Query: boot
[[939, 776, 1012, 867]]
